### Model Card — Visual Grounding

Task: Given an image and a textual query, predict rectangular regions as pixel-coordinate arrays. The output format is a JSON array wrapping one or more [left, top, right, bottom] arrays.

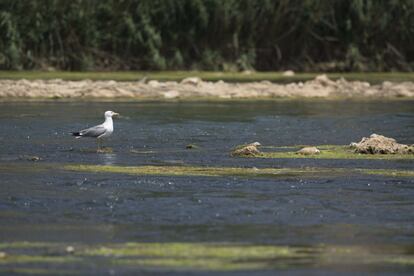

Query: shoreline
[[0, 75, 413, 100]]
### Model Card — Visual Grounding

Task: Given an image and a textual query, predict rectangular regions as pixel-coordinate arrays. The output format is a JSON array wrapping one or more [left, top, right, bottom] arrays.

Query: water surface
[[0, 101, 413, 275]]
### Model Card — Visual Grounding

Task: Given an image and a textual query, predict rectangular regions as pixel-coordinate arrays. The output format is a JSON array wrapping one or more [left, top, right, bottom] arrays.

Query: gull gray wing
[[79, 124, 107, 138]]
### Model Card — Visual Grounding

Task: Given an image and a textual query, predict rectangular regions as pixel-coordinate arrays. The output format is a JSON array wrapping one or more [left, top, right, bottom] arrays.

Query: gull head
[[105, 111, 119, 118]]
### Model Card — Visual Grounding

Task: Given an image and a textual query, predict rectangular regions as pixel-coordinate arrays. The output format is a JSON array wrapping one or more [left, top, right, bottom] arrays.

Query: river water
[[0, 100, 413, 275]]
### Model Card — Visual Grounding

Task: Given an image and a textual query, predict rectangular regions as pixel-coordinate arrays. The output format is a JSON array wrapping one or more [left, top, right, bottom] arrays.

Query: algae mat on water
[[0, 242, 413, 273], [64, 164, 339, 178], [63, 164, 414, 178], [257, 145, 414, 160]]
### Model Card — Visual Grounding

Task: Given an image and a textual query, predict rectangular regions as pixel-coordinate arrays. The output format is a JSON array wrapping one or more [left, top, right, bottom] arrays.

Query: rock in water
[[248, 142, 261, 147], [351, 134, 413, 154], [186, 144, 199, 149], [19, 155, 41, 161], [296, 147, 320, 155], [231, 142, 261, 157]]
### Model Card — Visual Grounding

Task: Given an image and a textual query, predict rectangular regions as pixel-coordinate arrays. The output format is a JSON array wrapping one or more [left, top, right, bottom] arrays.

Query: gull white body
[[72, 111, 119, 149], [97, 114, 114, 139]]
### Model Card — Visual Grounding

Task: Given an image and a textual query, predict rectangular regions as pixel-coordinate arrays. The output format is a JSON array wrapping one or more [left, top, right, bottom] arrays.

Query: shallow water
[[0, 100, 413, 275]]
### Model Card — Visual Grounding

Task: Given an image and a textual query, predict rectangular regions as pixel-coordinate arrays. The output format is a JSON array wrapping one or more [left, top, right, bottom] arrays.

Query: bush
[[0, 0, 412, 71]]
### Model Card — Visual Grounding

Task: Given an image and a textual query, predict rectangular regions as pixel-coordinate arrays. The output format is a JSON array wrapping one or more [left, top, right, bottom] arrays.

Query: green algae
[[0, 242, 51, 249], [0, 268, 74, 275], [115, 258, 268, 271], [63, 164, 413, 179], [1, 241, 413, 272], [0, 255, 80, 264], [0, 242, 312, 272], [87, 243, 309, 270], [85, 242, 305, 259], [256, 145, 414, 160], [0, 163, 59, 175], [64, 164, 344, 178], [2, 162, 412, 180]]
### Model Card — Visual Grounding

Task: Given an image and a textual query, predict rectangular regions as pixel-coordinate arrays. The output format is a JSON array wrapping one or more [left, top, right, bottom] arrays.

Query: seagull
[[72, 111, 119, 150]]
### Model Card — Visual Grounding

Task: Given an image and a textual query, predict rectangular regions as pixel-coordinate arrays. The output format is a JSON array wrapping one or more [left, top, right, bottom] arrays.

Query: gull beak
[[113, 112, 119, 116]]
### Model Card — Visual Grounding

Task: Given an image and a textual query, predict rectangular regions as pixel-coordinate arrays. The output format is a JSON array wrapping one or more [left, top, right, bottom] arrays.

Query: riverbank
[[0, 73, 413, 100]]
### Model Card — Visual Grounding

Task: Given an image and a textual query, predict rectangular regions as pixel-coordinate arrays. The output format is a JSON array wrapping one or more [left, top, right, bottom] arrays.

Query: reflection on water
[[0, 100, 413, 274], [98, 152, 118, 165]]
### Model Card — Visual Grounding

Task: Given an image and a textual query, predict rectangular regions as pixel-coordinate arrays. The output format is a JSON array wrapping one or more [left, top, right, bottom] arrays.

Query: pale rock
[[296, 147, 321, 155], [180, 77, 202, 86], [163, 90, 180, 99]]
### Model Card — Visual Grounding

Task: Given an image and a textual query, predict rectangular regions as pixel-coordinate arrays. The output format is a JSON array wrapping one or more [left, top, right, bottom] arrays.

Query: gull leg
[[97, 139, 101, 151]]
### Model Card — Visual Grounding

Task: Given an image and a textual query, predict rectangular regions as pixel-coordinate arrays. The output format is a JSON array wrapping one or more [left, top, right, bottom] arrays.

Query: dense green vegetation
[[0, 0, 413, 72]]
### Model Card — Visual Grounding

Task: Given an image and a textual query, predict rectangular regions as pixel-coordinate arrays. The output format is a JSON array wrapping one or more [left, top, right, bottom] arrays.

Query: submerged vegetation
[[0, 241, 413, 272], [85, 242, 309, 271], [63, 164, 414, 179], [0, 1, 413, 71], [257, 145, 414, 160], [64, 164, 340, 178], [360, 169, 414, 178]]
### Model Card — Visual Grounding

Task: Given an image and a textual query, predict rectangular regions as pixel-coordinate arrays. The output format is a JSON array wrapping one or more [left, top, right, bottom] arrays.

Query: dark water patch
[[2, 168, 414, 227], [2, 223, 414, 246]]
